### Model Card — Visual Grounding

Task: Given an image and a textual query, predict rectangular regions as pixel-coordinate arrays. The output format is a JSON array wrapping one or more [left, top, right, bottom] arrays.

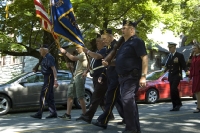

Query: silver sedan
[[0, 70, 94, 115]]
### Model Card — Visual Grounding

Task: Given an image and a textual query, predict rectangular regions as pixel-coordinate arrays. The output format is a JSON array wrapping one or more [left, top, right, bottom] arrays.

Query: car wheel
[[145, 89, 158, 104], [0, 94, 11, 115], [74, 90, 92, 109]]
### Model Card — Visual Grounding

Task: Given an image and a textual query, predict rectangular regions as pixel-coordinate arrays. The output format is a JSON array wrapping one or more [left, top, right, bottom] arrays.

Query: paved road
[[0, 98, 199, 133]]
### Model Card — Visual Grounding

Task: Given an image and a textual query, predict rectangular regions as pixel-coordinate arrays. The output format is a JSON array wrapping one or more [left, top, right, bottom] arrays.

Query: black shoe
[[195, 102, 197, 104], [76, 114, 84, 121], [76, 116, 83, 121], [117, 119, 125, 125], [92, 120, 107, 129], [170, 107, 179, 111], [109, 116, 115, 121], [46, 113, 57, 118], [175, 104, 182, 111], [30, 113, 42, 119], [76, 114, 91, 124], [176, 104, 182, 109], [109, 113, 115, 121], [170, 108, 175, 111], [170, 105, 182, 111]]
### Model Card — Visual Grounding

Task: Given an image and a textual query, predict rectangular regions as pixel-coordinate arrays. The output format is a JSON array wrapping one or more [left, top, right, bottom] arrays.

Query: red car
[[136, 70, 195, 103]]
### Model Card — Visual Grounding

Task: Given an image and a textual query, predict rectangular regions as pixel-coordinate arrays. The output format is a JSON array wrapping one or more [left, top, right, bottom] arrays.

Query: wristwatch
[[141, 73, 146, 78], [54, 78, 57, 81]]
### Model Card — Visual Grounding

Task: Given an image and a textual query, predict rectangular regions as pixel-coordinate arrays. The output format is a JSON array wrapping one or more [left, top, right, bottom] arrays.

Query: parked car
[[0, 70, 94, 115], [136, 70, 194, 103]]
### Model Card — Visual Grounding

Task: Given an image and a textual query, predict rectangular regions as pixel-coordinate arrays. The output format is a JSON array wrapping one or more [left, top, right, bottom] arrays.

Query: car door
[[14, 73, 43, 106], [157, 72, 171, 99], [54, 72, 72, 103], [179, 71, 193, 97]]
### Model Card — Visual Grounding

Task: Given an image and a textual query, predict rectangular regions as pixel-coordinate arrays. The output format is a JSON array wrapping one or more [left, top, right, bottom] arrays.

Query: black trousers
[[84, 76, 108, 119], [118, 75, 140, 132], [38, 74, 57, 115], [169, 79, 182, 108], [97, 75, 124, 124]]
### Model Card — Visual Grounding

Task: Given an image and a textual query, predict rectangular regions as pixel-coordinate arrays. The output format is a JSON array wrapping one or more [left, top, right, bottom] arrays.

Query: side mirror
[[162, 77, 168, 81], [20, 79, 28, 84]]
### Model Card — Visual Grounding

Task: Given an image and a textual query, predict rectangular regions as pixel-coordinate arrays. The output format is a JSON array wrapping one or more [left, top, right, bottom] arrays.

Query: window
[[57, 73, 72, 80], [155, 56, 161, 67], [12, 56, 23, 65], [150, 51, 153, 60], [26, 74, 43, 83], [146, 71, 164, 80], [25, 72, 72, 83], [0, 56, 23, 66]]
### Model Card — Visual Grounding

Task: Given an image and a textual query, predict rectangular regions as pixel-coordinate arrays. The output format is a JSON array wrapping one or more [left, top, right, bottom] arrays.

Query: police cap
[[123, 15, 145, 28], [123, 20, 137, 27], [168, 42, 177, 46], [100, 29, 112, 35]]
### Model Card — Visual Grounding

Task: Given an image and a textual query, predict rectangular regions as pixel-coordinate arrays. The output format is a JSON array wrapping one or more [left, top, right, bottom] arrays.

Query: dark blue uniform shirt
[[116, 35, 147, 75], [104, 39, 118, 78], [90, 47, 106, 77], [41, 53, 55, 75]]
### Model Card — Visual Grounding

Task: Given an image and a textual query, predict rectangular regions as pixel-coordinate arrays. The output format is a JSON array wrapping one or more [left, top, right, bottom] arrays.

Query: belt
[[118, 69, 140, 78], [118, 73, 130, 78]]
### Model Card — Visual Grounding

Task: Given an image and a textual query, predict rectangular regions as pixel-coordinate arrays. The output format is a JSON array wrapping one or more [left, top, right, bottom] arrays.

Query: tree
[[0, 0, 63, 70], [71, 0, 165, 43], [154, 0, 200, 44], [1, 0, 199, 62], [178, 0, 200, 43], [0, 0, 42, 59]]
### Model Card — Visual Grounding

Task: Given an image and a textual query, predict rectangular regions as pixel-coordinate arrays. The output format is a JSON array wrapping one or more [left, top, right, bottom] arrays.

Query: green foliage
[[0, 0, 43, 59], [0, 0, 200, 69]]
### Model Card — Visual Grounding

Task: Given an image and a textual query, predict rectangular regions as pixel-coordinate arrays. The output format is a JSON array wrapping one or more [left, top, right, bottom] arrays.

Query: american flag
[[34, 0, 57, 40]]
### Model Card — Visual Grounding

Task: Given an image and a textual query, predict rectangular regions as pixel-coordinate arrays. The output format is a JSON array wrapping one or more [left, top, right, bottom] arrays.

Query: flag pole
[[50, 0, 91, 75], [49, 0, 74, 75]]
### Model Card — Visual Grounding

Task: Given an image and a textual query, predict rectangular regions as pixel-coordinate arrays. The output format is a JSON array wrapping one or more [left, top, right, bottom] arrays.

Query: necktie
[[170, 54, 173, 59]]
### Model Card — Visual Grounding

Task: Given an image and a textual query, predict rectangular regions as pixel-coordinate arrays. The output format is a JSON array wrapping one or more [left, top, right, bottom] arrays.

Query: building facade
[[0, 55, 38, 84]]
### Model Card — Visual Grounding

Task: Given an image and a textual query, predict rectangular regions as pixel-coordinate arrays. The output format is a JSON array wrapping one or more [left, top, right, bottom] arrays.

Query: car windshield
[[146, 71, 164, 80], [3, 73, 28, 84]]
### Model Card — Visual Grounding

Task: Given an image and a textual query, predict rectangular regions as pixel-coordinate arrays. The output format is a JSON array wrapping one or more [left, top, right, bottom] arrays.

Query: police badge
[[174, 57, 178, 63]]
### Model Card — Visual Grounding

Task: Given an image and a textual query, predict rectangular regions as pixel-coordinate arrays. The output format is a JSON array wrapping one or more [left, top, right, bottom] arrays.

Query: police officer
[[164, 42, 187, 111], [76, 35, 108, 123], [103, 20, 148, 133], [116, 20, 148, 133], [92, 29, 124, 129], [30, 44, 58, 119]]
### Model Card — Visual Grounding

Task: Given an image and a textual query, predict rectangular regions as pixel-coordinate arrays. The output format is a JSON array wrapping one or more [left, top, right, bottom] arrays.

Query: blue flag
[[51, 0, 84, 47]]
